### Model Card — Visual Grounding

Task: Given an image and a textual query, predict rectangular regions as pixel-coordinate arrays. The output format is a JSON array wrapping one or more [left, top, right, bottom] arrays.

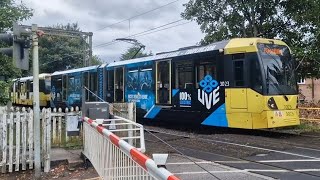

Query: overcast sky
[[22, 0, 204, 63]]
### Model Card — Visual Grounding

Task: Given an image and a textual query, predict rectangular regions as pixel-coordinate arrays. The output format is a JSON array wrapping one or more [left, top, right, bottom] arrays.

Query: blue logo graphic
[[199, 75, 218, 93], [198, 75, 220, 110]]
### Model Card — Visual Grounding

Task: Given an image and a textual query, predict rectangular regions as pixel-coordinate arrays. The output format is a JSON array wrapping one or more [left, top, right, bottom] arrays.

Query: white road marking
[[259, 159, 320, 163], [167, 161, 214, 165], [294, 146, 320, 152], [174, 170, 246, 175], [173, 168, 320, 175], [246, 169, 289, 172], [215, 160, 249, 163], [295, 169, 320, 172], [210, 139, 319, 159], [167, 161, 248, 165]]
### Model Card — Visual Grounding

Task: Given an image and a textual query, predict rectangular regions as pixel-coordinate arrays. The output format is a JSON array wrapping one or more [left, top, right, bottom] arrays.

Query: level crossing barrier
[[83, 116, 180, 180]]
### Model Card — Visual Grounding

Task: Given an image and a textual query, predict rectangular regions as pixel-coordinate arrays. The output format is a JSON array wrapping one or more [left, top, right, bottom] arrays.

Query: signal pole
[[32, 24, 41, 179]]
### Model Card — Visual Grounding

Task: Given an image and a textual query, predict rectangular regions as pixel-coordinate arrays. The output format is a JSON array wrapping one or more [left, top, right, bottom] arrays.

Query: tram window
[[234, 60, 244, 86], [39, 80, 46, 93], [251, 60, 263, 93], [115, 68, 124, 102], [45, 78, 51, 94], [89, 72, 97, 101], [83, 72, 89, 89], [196, 63, 216, 88], [29, 81, 33, 92], [20, 82, 25, 93], [26, 80, 30, 99], [90, 72, 97, 92], [175, 61, 193, 90], [62, 75, 67, 100], [107, 70, 114, 102], [83, 72, 89, 100], [55, 78, 62, 101], [127, 67, 139, 90], [68, 76, 75, 92], [140, 66, 152, 90], [156, 61, 171, 104], [107, 70, 114, 91]]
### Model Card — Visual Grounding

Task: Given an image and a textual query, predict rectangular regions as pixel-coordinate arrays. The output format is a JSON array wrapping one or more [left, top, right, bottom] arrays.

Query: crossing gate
[[83, 117, 180, 180]]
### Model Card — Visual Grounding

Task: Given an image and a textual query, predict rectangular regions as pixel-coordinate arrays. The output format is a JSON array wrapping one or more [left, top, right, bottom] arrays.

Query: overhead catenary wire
[[94, 19, 190, 48], [95, 0, 181, 32]]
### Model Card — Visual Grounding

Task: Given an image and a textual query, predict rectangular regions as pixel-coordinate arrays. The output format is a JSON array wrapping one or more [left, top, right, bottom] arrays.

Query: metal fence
[[83, 117, 179, 180], [299, 107, 320, 123]]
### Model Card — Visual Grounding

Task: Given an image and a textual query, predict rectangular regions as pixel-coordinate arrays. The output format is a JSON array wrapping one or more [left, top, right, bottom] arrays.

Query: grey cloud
[[66, 0, 179, 25], [24, 0, 203, 62]]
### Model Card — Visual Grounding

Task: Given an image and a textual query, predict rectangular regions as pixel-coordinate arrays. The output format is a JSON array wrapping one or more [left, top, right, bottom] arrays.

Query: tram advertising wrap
[[125, 62, 155, 112]]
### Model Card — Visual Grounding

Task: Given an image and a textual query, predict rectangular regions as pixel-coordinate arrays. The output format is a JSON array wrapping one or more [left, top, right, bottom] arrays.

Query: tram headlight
[[267, 97, 278, 110]]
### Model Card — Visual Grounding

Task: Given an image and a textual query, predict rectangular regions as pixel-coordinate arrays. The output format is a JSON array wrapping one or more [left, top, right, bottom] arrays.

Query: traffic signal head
[[0, 34, 13, 56], [13, 23, 30, 70], [0, 23, 30, 70]]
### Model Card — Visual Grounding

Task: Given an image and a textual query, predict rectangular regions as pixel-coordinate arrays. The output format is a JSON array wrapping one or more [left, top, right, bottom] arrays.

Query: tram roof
[[51, 65, 99, 76], [106, 38, 288, 68], [107, 40, 229, 68], [13, 73, 51, 82]]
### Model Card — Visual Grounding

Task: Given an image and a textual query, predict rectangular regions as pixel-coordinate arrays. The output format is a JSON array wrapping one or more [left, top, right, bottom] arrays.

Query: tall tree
[[0, 0, 33, 105], [120, 46, 152, 61], [282, 0, 320, 78], [39, 23, 101, 73], [182, 0, 287, 44], [182, 0, 320, 77]]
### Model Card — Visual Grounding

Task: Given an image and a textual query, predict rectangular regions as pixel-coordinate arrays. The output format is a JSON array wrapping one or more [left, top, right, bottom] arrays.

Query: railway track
[[144, 126, 320, 180]]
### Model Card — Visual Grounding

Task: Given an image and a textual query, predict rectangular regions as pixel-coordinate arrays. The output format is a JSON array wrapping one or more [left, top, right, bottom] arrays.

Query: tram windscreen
[[258, 43, 297, 95]]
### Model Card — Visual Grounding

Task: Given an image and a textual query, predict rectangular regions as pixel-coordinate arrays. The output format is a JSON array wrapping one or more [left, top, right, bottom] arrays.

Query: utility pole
[[88, 32, 93, 66], [32, 24, 41, 179]]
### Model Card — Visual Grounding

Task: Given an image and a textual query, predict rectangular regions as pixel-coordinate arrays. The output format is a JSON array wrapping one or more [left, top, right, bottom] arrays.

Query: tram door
[[230, 56, 248, 110], [156, 60, 171, 104], [114, 67, 124, 102]]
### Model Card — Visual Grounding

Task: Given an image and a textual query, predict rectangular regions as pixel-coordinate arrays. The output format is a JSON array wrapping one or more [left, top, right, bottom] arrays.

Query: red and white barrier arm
[[83, 117, 180, 180]]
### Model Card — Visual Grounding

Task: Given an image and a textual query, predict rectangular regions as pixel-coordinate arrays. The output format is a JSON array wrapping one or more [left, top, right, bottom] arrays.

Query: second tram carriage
[[12, 38, 300, 129]]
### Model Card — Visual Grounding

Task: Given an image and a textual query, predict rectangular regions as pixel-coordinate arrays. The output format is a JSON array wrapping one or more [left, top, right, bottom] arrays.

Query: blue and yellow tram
[[104, 38, 300, 129], [12, 38, 300, 129]]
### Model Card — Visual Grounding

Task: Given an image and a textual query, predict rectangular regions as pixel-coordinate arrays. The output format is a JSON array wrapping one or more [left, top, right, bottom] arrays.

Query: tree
[[0, 0, 33, 32], [282, 0, 320, 78], [120, 46, 152, 61], [91, 55, 103, 65], [181, 0, 320, 77], [39, 23, 91, 73], [182, 0, 288, 44], [39, 23, 103, 72], [0, 0, 33, 105]]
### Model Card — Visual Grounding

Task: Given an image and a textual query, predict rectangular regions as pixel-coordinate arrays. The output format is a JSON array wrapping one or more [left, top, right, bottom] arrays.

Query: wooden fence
[[0, 107, 51, 173], [0, 103, 135, 174], [0, 106, 81, 174], [51, 107, 81, 147]]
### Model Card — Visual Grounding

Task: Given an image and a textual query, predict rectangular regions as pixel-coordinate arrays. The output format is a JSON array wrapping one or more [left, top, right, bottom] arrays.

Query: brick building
[[298, 78, 320, 103]]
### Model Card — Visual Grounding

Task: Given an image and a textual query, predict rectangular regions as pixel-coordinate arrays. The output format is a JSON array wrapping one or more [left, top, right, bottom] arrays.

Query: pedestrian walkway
[[50, 148, 83, 169]]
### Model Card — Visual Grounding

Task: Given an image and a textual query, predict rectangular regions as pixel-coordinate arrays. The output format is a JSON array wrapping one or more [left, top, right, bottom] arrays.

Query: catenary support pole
[[88, 32, 93, 66], [32, 24, 41, 179]]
